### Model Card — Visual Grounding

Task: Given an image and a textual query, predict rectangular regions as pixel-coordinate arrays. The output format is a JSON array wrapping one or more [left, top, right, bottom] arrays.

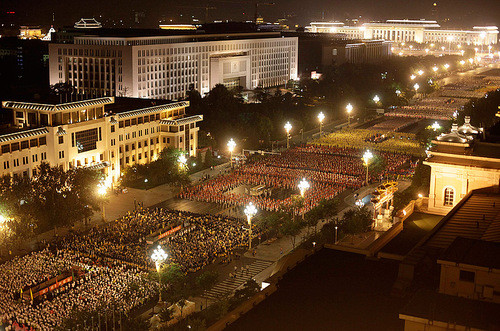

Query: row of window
[[0, 137, 47, 155], [3, 152, 46, 170]]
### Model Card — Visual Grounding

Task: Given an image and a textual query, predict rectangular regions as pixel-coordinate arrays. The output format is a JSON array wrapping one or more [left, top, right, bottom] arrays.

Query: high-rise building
[[49, 30, 298, 100]]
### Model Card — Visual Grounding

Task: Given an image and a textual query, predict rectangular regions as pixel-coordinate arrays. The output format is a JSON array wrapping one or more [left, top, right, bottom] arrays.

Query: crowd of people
[[180, 145, 415, 215], [0, 249, 156, 331], [314, 128, 423, 156]]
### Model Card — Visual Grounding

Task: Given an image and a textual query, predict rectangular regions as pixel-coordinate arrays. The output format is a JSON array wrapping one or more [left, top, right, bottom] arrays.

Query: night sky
[[1, 0, 499, 28]]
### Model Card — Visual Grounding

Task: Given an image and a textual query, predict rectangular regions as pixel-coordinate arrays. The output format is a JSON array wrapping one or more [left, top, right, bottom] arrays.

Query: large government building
[[0, 97, 202, 186], [48, 30, 298, 99], [306, 20, 498, 45]]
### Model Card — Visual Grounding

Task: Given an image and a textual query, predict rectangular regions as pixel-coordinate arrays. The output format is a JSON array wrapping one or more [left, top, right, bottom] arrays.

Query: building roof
[[2, 97, 114, 112], [402, 189, 500, 267], [104, 97, 172, 115], [425, 155, 500, 170], [428, 141, 500, 160], [439, 237, 500, 269], [0, 128, 49, 143], [400, 289, 500, 330], [116, 101, 189, 119], [160, 115, 203, 126]]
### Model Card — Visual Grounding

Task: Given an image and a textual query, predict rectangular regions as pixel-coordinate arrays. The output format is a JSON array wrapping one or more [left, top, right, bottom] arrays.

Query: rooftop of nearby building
[[105, 97, 173, 115], [400, 289, 500, 329], [402, 188, 500, 267], [439, 237, 500, 269]]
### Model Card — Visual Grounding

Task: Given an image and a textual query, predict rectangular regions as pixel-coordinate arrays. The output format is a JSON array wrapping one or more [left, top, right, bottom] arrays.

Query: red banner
[[157, 225, 182, 240], [38, 276, 73, 296]]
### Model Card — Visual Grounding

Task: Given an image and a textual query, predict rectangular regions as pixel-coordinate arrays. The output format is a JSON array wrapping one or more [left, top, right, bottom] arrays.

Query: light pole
[[244, 202, 257, 250], [97, 184, 107, 221], [151, 245, 168, 303], [362, 150, 373, 185], [298, 178, 310, 220], [346, 103, 353, 125], [335, 226, 338, 243], [317, 112, 325, 137], [227, 138, 236, 168], [413, 83, 420, 99], [373, 95, 380, 104], [284, 121, 292, 149]]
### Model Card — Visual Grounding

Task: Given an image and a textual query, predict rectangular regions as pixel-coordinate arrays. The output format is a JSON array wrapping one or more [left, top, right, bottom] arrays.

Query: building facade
[[424, 122, 500, 215], [307, 20, 498, 45], [0, 97, 201, 185], [49, 32, 298, 100]]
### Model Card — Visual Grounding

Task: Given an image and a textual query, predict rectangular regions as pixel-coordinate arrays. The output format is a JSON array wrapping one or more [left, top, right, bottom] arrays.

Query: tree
[[158, 307, 174, 325], [196, 271, 219, 306], [280, 216, 303, 249], [233, 279, 260, 302]]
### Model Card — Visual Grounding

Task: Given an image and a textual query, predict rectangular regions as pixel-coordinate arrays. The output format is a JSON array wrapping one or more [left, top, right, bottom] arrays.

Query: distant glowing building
[[307, 20, 498, 45], [18, 26, 44, 40], [49, 31, 298, 99]]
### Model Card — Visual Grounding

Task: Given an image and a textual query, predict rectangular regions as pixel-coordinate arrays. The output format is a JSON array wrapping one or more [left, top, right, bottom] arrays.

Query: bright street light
[[298, 177, 310, 197], [151, 245, 168, 302], [244, 202, 258, 249], [227, 138, 236, 168], [417, 70, 424, 76], [317, 112, 325, 136], [460, 60, 465, 65], [431, 122, 441, 131], [346, 103, 354, 125], [443, 63, 450, 70], [432, 66, 438, 72], [362, 150, 373, 185], [284, 122, 292, 148], [97, 184, 107, 221], [178, 154, 187, 169], [373, 95, 380, 103], [410, 74, 416, 80], [413, 83, 420, 92]]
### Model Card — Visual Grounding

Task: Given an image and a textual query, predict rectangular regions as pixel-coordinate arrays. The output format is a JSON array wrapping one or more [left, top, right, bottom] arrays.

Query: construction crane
[[174, 5, 216, 24]]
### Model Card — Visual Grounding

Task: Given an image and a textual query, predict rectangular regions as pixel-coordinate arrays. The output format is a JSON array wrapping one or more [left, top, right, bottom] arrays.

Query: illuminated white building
[[49, 32, 298, 99], [307, 20, 498, 45], [0, 97, 201, 185]]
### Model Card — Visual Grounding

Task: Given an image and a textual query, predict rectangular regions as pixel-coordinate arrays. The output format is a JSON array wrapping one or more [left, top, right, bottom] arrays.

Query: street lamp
[[151, 245, 168, 303], [227, 138, 236, 168], [443, 63, 450, 70], [284, 122, 292, 148], [178, 154, 187, 169], [431, 122, 441, 131], [432, 66, 438, 73], [346, 103, 353, 125], [334, 226, 338, 243], [413, 83, 420, 93], [298, 177, 310, 198], [373, 95, 380, 103], [244, 202, 257, 249], [317, 112, 325, 137], [410, 74, 416, 80], [97, 184, 107, 221], [417, 70, 424, 76], [460, 60, 465, 65], [362, 150, 373, 185]]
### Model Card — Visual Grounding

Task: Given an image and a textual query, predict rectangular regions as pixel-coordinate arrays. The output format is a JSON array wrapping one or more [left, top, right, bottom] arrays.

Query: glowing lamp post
[[346, 103, 354, 125], [432, 66, 438, 73], [413, 83, 420, 93], [317, 112, 325, 137], [410, 74, 416, 80], [298, 177, 310, 198], [97, 184, 107, 221], [227, 138, 236, 168], [362, 150, 373, 185], [151, 245, 168, 303], [284, 121, 292, 149], [373, 95, 380, 104], [417, 70, 424, 76], [244, 202, 257, 249], [431, 122, 441, 131], [443, 63, 450, 70]]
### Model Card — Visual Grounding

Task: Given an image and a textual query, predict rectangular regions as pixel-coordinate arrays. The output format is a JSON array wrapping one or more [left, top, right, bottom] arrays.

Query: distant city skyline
[[1, 0, 499, 28]]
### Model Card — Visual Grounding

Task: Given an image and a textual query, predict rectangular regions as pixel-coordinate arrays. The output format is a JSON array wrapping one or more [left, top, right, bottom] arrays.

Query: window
[[59, 136, 64, 144], [32, 154, 38, 162], [444, 187, 454, 206], [111, 125, 115, 133], [75, 128, 99, 153], [41, 152, 46, 161], [459, 270, 475, 283], [3, 161, 9, 169], [59, 151, 65, 159]]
